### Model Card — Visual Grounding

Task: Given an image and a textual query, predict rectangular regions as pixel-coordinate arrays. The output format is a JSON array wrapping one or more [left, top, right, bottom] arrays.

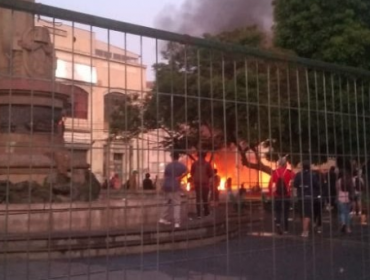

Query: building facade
[[36, 19, 170, 186]]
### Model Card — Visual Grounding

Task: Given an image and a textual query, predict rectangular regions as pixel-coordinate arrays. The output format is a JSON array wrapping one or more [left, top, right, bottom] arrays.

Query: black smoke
[[155, 0, 273, 35]]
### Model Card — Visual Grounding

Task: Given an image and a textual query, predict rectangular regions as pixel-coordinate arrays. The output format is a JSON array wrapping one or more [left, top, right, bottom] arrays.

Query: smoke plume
[[155, 0, 273, 36]]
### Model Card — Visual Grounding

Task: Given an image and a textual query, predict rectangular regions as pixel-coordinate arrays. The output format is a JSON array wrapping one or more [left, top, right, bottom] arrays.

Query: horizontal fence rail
[[1, 0, 370, 77], [0, 0, 369, 280]]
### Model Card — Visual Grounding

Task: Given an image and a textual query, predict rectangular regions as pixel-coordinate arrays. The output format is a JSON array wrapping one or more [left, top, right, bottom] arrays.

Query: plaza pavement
[[1, 208, 369, 280]]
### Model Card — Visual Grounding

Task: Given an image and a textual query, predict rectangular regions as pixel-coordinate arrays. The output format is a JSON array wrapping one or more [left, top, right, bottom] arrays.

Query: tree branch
[[187, 153, 196, 161], [237, 143, 272, 175]]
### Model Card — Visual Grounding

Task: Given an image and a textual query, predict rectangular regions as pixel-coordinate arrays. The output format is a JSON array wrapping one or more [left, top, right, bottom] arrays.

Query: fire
[[184, 174, 191, 191], [214, 163, 226, 191], [182, 174, 226, 191], [180, 150, 273, 193], [219, 177, 226, 191]]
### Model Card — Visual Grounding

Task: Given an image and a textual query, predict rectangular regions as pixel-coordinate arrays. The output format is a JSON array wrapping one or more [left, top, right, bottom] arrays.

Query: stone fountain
[[0, 2, 239, 262], [0, 0, 100, 203]]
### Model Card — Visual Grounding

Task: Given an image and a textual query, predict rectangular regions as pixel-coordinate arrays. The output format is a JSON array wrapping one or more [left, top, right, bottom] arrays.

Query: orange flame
[[180, 151, 272, 193]]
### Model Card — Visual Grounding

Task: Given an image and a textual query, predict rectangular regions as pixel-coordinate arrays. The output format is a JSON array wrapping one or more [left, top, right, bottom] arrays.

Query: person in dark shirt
[[294, 160, 320, 238], [326, 166, 337, 210], [239, 183, 247, 197], [234, 183, 247, 212], [209, 169, 221, 205], [191, 152, 213, 218], [313, 170, 324, 234], [143, 173, 155, 190]]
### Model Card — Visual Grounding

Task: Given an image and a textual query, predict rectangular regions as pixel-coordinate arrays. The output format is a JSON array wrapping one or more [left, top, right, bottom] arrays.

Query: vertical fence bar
[[362, 83, 370, 279], [1, 1, 370, 279], [354, 79, 366, 279], [328, 73, 336, 280], [87, 23, 94, 280], [154, 38, 160, 275], [267, 62, 278, 280], [220, 54, 230, 275]]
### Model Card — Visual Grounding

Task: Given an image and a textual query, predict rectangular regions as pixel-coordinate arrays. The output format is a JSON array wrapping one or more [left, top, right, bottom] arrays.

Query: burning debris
[[180, 147, 274, 192]]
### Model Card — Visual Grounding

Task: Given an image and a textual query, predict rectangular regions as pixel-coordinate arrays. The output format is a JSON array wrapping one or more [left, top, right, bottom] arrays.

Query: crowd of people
[[103, 171, 157, 190], [268, 158, 366, 237], [104, 152, 367, 235]]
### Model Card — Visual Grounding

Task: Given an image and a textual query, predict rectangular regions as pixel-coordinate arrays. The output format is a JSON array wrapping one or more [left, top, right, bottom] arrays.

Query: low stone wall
[[0, 195, 194, 234]]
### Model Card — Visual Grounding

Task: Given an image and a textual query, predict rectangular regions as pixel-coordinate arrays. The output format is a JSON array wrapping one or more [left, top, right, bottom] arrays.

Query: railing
[[0, 0, 370, 279]]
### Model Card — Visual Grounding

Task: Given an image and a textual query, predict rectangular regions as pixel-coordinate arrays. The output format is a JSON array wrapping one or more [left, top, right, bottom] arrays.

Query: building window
[[95, 49, 137, 63], [95, 49, 112, 59], [66, 86, 88, 119], [113, 53, 123, 61], [113, 153, 123, 161]]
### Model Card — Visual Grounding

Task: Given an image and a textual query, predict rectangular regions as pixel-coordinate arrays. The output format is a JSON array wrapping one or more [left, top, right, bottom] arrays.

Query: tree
[[274, 0, 370, 70], [108, 93, 144, 141], [144, 26, 297, 174], [274, 0, 370, 171], [111, 26, 370, 175]]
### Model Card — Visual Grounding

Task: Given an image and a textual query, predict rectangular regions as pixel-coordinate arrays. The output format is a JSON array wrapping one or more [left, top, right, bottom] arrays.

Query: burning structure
[[181, 146, 275, 192]]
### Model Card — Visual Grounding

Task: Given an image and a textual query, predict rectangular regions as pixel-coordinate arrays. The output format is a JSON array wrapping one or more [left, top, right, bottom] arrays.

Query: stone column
[[0, 0, 36, 76], [0, 0, 67, 183], [0, 0, 97, 202]]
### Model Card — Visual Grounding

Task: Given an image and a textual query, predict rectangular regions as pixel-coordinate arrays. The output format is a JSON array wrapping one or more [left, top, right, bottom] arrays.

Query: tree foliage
[[110, 15, 370, 174], [274, 0, 370, 70], [146, 26, 291, 173], [108, 93, 144, 141], [274, 0, 370, 171]]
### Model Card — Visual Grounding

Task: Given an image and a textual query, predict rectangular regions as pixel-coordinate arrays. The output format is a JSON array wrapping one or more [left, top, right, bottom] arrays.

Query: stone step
[[0, 215, 261, 260], [0, 200, 262, 235]]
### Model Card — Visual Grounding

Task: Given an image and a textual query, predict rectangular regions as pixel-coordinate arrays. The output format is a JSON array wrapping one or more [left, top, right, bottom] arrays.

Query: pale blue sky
[[38, 0, 182, 81], [38, 0, 179, 29]]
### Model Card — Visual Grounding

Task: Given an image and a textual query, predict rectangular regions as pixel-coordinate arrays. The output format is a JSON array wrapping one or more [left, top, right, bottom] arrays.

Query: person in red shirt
[[268, 158, 295, 234]]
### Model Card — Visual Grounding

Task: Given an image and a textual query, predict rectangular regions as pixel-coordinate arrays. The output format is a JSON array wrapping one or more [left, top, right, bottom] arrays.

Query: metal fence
[[0, 0, 370, 279]]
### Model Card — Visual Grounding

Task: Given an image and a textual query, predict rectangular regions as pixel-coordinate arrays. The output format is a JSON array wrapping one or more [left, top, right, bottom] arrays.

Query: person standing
[[294, 160, 320, 238], [209, 169, 221, 206], [143, 173, 155, 190], [159, 152, 188, 228], [337, 170, 354, 233], [268, 158, 295, 235], [326, 166, 337, 211], [235, 183, 247, 213], [110, 173, 120, 189], [313, 171, 324, 234], [124, 170, 138, 190], [191, 152, 213, 218], [352, 170, 364, 216]]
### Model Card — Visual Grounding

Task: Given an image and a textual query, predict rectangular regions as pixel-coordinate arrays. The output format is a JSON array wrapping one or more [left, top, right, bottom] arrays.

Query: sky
[[38, 0, 178, 29], [38, 0, 181, 81]]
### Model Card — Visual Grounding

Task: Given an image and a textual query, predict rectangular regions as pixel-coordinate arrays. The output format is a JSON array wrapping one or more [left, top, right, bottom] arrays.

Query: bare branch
[[237, 143, 272, 175], [187, 153, 196, 161]]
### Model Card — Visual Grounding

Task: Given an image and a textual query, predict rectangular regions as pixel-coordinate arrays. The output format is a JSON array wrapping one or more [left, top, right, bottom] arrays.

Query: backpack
[[296, 171, 319, 197], [275, 170, 288, 197]]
